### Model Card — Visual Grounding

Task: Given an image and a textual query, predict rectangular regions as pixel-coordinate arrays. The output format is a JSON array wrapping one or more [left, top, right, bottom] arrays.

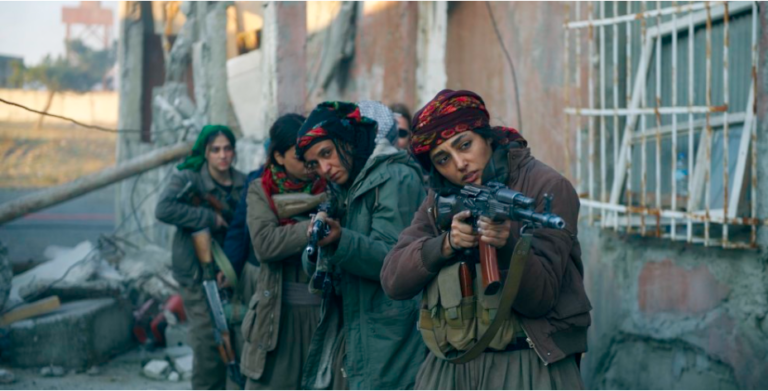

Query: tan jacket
[[239, 180, 324, 380], [381, 146, 592, 366]]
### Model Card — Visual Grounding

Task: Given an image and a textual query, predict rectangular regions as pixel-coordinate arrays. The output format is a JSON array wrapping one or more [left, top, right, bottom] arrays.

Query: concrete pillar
[[263, 1, 306, 130], [416, 1, 447, 108], [115, 1, 145, 233], [757, 3, 768, 251], [205, 2, 230, 125]]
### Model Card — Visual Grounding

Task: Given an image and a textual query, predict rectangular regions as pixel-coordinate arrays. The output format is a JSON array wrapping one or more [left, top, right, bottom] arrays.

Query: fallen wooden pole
[[0, 141, 194, 226], [1, 296, 61, 326]]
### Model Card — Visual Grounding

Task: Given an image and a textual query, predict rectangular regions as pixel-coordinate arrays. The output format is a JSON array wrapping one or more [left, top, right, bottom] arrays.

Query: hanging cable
[[485, 1, 524, 131]]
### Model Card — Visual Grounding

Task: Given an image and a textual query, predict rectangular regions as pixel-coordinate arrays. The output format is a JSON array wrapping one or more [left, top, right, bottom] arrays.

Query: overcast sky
[[0, 1, 119, 65]]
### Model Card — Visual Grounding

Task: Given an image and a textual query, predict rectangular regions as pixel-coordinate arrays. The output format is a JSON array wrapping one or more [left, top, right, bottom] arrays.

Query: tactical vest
[[418, 261, 526, 357]]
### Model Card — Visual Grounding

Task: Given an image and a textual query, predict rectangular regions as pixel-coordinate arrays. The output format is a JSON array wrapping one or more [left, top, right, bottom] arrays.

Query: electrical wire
[[485, 1, 524, 132], [0, 97, 183, 135]]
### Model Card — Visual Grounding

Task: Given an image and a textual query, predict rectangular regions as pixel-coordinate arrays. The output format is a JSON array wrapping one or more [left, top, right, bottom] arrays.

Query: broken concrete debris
[[141, 359, 170, 380], [170, 354, 193, 380], [168, 371, 180, 382], [0, 241, 11, 311], [0, 368, 15, 384], [4, 298, 133, 369], [40, 365, 65, 377]]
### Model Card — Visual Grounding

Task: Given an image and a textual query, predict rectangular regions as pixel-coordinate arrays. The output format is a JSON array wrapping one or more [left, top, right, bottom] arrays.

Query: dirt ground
[[1, 347, 191, 390], [0, 122, 117, 188]]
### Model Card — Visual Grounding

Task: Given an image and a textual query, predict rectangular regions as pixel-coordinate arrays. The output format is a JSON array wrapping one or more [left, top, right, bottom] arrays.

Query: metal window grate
[[564, 1, 760, 249]]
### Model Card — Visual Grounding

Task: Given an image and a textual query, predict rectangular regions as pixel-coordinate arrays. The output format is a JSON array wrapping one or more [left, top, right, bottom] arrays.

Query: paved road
[[0, 186, 116, 265]]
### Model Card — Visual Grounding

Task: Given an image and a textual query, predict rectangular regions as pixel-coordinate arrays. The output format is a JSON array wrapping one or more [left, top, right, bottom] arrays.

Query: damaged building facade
[[116, 1, 768, 389]]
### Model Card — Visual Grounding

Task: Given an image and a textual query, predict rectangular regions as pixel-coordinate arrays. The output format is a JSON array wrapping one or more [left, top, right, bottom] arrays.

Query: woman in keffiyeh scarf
[[239, 113, 327, 390]]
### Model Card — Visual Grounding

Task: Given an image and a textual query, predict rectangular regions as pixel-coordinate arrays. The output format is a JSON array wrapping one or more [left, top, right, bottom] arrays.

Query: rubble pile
[[0, 238, 192, 382]]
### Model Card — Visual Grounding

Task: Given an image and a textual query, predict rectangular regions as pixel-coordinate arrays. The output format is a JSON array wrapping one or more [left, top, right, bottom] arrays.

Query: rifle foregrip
[[479, 243, 501, 295], [459, 262, 474, 297]]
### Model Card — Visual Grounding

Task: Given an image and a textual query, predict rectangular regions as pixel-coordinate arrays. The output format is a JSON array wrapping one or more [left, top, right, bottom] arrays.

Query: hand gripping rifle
[[435, 181, 566, 296], [177, 181, 234, 222], [306, 201, 334, 298], [191, 228, 245, 387]]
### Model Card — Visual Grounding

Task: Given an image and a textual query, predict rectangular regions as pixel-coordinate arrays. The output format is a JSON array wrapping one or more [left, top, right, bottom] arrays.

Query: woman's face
[[395, 115, 410, 150], [275, 146, 310, 181], [205, 134, 235, 173], [428, 131, 493, 187], [302, 140, 351, 185]]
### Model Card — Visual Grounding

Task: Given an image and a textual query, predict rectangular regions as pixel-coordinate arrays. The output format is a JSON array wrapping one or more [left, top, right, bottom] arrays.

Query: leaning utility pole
[[0, 141, 193, 226]]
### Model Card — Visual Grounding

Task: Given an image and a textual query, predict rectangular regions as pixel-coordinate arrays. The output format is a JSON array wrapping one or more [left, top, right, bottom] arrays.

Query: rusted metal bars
[[613, 0, 620, 230], [722, 3, 730, 245], [751, 1, 758, 245], [576, 3, 583, 196], [640, 1, 648, 236], [704, 1, 712, 246], [671, 1, 679, 240], [600, 2, 608, 227], [626, 2, 634, 232], [687, 1, 695, 243], [654, 0, 663, 237], [588, 2, 596, 225]]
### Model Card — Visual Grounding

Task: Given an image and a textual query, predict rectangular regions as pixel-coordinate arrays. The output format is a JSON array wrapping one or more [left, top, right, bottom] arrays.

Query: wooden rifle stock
[[479, 243, 501, 295], [217, 330, 237, 363], [459, 262, 474, 297]]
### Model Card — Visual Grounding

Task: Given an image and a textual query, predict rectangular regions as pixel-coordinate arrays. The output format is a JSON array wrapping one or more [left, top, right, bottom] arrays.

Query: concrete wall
[[306, 1, 420, 110], [579, 227, 768, 389], [445, 2, 586, 177], [0, 89, 118, 126]]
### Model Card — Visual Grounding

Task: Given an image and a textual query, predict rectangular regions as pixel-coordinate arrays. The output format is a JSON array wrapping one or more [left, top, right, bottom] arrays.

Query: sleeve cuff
[[421, 232, 452, 273]]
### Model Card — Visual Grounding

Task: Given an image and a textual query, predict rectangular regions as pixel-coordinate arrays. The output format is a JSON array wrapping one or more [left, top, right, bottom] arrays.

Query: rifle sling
[[427, 232, 532, 365]]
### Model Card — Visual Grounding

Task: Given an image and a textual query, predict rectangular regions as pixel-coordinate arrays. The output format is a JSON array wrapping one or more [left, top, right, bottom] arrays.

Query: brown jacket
[[239, 180, 324, 380], [380, 146, 592, 365]]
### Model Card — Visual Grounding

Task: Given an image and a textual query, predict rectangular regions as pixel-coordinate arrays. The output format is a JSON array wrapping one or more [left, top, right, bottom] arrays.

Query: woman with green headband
[[156, 125, 249, 390]]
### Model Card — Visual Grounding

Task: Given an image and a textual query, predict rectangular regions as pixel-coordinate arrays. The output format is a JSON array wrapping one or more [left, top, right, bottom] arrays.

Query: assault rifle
[[190, 228, 245, 388], [306, 201, 335, 298], [176, 181, 234, 222], [435, 181, 566, 296], [305, 201, 332, 259]]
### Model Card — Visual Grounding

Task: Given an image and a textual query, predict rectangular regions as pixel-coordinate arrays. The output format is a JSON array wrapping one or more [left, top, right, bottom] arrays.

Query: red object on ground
[[164, 294, 186, 323]]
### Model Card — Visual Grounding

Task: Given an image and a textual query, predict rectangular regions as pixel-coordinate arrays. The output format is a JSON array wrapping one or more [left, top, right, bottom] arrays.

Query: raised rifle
[[190, 228, 245, 388], [306, 201, 335, 298], [435, 181, 566, 295], [305, 201, 332, 260], [176, 181, 234, 222]]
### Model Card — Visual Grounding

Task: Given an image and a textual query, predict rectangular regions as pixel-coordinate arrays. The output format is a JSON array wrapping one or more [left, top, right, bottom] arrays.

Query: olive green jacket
[[301, 142, 427, 390], [155, 163, 246, 286]]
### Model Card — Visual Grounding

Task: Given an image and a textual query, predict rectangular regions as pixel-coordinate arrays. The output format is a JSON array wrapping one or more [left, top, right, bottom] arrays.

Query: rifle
[[190, 228, 245, 388], [305, 201, 332, 260], [177, 181, 234, 222], [306, 201, 335, 298], [435, 181, 566, 296]]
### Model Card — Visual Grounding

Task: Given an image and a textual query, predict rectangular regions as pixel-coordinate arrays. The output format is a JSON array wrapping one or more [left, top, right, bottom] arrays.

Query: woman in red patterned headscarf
[[382, 89, 591, 390]]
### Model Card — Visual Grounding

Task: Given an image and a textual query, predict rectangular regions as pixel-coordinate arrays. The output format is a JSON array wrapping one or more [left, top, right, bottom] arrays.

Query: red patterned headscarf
[[410, 89, 525, 169]]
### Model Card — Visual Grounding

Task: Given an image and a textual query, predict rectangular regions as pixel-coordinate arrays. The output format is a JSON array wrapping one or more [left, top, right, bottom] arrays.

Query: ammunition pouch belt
[[417, 233, 532, 364]]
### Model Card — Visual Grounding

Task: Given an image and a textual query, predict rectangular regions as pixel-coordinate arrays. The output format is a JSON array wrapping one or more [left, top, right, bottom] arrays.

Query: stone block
[[2, 298, 134, 370], [164, 322, 190, 348], [142, 359, 170, 380], [171, 354, 193, 380]]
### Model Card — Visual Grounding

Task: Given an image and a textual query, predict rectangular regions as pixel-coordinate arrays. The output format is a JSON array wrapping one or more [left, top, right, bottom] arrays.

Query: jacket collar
[[200, 162, 245, 192]]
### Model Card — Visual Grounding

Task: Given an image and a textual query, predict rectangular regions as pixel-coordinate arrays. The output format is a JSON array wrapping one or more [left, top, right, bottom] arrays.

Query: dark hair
[[415, 127, 499, 170], [204, 130, 237, 150], [389, 103, 412, 125], [267, 113, 306, 166]]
